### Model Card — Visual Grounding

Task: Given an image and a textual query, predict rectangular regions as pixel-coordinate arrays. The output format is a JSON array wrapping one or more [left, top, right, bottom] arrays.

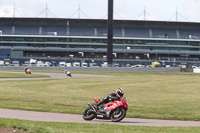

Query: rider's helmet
[[116, 88, 124, 98]]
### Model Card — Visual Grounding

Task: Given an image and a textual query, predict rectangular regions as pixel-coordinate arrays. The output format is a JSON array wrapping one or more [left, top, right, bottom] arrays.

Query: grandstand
[[1, 17, 200, 67]]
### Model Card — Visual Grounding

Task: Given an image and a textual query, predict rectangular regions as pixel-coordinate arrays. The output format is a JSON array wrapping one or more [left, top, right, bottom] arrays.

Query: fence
[[0, 66, 180, 72]]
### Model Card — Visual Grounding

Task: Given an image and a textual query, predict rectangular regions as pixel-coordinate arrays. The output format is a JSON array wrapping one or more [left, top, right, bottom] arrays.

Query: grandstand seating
[[97, 27, 107, 36], [12, 46, 39, 50], [124, 49, 151, 54], [0, 46, 11, 49], [15, 26, 39, 35], [42, 26, 66, 35], [124, 28, 149, 38], [95, 48, 107, 53], [113, 27, 122, 37], [1, 24, 200, 40], [0, 26, 12, 34], [152, 29, 177, 39], [152, 50, 179, 54], [179, 29, 200, 39], [0, 48, 11, 55], [67, 48, 95, 52], [69, 27, 94, 36], [179, 50, 200, 55]]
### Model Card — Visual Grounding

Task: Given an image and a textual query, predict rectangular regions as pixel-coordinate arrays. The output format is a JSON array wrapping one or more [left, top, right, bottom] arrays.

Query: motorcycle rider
[[95, 88, 124, 109], [24, 67, 28, 74], [64, 70, 72, 77], [84, 88, 127, 121], [24, 67, 31, 74]]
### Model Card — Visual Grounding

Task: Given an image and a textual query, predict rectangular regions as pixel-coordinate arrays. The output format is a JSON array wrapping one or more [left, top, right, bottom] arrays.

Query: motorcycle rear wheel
[[111, 107, 126, 122], [83, 107, 96, 120]]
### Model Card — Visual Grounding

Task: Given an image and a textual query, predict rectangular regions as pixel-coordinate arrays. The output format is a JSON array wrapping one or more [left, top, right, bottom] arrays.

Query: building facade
[[1, 18, 200, 66]]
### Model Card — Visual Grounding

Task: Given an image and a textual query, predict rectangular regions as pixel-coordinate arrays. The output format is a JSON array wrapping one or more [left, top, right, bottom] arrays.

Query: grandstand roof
[[0, 17, 200, 30]]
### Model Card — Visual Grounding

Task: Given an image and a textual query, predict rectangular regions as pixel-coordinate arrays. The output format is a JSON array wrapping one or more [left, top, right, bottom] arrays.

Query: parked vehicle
[[89, 63, 99, 67], [30, 58, 37, 67], [113, 63, 120, 67], [66, 63, 72, 67], [131, 64, 145, 68], [73, 62, 80, 67], [44, 62, 50, 67], [151, 62, 160, 68], [83, 96, 128, 122], [36, 61, 45, 67], [50, 61, 57, 67], [11, 61, 20, 66], [59, 62, 66, 67], [0, 60, 4, 66], [4, 59, 10, 66], [101, 62, 108, 67], [81, 63, 88, 67]]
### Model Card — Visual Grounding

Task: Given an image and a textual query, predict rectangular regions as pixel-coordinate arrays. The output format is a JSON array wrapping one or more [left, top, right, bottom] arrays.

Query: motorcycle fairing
[[104, 100, 123, 111]]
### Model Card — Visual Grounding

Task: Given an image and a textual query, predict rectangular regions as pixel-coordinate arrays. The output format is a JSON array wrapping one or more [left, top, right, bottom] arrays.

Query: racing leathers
[[95, 93, 120, 107]]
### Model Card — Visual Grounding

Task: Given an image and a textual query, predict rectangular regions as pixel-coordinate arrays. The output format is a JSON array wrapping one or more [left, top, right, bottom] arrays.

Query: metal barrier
[[0, 66, 181, 72]]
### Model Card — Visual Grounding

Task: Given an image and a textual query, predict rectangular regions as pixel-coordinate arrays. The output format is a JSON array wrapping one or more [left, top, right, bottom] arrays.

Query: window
[[46, 38, 57, 42], [114, 39, 123, 44], [3, 37, 13, 41], [24, 37, 34, 42], [14, 37, 24, 41], [35, 37, 46, 42], [58, 38, 66, 42]]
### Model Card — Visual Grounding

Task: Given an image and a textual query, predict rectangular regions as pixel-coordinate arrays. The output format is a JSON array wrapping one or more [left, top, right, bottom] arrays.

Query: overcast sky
[[0, 0, 200, 22]]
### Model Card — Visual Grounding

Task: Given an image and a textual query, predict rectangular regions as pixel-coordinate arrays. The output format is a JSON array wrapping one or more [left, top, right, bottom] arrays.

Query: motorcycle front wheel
[[111, 107, 126, 122], [82, 107, 96, 121]]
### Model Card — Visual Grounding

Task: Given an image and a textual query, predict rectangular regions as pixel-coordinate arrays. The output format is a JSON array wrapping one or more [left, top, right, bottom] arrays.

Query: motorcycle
[[65, 70, 72, 77], [83, 97, 128, 122], [67, 73, 72, 77], [25, 69, 31, 74]]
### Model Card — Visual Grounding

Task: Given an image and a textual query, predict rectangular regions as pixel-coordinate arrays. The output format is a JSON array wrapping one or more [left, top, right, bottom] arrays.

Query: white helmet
[[116, 88, 124, 97]]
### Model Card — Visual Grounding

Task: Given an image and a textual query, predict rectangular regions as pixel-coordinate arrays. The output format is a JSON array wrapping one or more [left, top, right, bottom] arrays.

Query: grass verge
[[0, 71, 200, 121], [0, 72, 49, 78], [1, 118, 200, 133]]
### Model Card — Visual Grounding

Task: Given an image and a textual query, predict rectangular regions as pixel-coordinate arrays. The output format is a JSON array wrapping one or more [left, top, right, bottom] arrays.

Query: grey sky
[[0, 0, 200, 22]]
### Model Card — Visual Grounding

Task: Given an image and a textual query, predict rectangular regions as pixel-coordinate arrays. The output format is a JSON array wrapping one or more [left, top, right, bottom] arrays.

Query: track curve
[[0, 71, 200, 127], [0, 108, 200, 127], [0, 71, 115, 81]]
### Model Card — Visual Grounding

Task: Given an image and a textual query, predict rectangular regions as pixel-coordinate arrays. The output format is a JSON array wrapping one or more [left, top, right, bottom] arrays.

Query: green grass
[[0, 72, 49, 78], [0, 71, 200, 121], [0, 118, 200, 133], [1, 71, 200, 132]]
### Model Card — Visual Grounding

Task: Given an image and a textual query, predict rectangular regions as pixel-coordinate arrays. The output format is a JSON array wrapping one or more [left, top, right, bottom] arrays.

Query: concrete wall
[[0, 66, 181, 72]]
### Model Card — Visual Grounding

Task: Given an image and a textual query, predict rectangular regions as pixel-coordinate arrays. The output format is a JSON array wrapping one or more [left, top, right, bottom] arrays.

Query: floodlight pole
[[107, 0, 113, 67]]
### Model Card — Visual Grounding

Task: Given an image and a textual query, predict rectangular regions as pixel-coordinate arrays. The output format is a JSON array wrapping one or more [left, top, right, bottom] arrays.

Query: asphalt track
[[0, 71, 200, 127], [0, 71, 115, 81]]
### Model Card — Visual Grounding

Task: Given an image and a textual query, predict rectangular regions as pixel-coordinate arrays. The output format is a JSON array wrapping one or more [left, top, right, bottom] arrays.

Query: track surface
[[0, 108, 200, 127], [0, 71, 115, 81], [0, 71, 200, 127]]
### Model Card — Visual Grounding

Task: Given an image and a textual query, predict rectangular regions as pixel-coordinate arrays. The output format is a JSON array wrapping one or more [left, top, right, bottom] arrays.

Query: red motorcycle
[[24, 69, 31, 74], [83, 97, 128, 122]]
